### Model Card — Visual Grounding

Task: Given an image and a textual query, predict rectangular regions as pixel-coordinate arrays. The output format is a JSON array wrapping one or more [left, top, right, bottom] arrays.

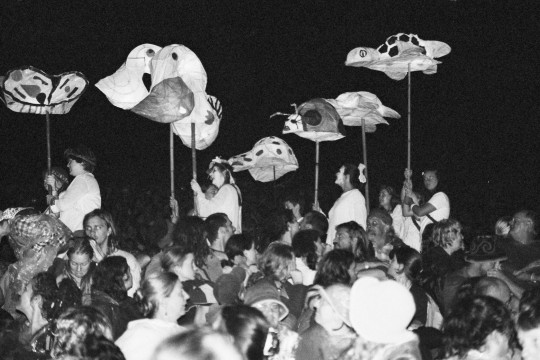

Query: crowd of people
[[1, 145, 540, 360]]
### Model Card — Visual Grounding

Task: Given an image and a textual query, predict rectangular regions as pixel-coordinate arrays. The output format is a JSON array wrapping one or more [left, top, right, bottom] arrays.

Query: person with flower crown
[[191, 157, 242, 233], [326, 163, 367, 247]]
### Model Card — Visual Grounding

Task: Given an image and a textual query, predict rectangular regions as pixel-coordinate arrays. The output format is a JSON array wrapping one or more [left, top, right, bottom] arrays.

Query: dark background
[[1, 0, 539, 232]]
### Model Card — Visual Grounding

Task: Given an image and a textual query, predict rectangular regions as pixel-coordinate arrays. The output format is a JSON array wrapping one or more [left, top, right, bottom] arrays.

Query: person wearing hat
[[442, 235, 523, 315], [191, 157, 242, 233], [326, 163, 367, 247], [46, 145, 101, 232], [296, 284, 356, 360], [366, 208, 406, 263]]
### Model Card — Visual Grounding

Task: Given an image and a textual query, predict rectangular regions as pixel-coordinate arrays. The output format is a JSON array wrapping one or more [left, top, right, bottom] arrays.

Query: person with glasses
[[500, 210, 540, 274]]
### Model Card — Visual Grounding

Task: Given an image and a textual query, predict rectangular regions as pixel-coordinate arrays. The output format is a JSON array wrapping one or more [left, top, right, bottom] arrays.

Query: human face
[[335, 166, 346, 187], [388, 255, 402, 278], [423, 171, 439, 191], [67, 158, 85, 176], [379, 189, 391, 208], [85, 216, 111, 247], [509, 212, 531, 238], [220, 218, 235, 241], [446, 225, 464, 253], [519, 327, 540, 360], [334, 228, 353, 252], [163, 281, 189, 320], [210, 166, 225, 188], [243, 242, 258, 266], [174, 253, 197, 281], [69, 253, 92, 279], [366, 216, 388, 249], [123, 270, 133, 291]]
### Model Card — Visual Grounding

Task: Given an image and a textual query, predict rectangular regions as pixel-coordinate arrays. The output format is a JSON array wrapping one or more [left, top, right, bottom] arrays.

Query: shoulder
[[429, 192, 449, 203]]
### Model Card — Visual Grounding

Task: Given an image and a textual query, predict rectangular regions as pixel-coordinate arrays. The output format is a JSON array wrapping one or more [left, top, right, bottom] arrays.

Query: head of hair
[[431, 219, 462, 249], [283, 191, 306, 217], [517, 288, 540, 331], [136, 272, 179, 318], [314, 249, 355, 287], [302, 211, 329, 237], [442, 295, 517, 359], [225, 234, 254, 261], [67, 237, 94, 260], [29, 272, 59, 322], [51, 306, 113, 359], [421, 168, 443, 197], [153, 327, 242, 360], [160, 245, 192, 273], [172, 216, 209, 269], [65, 145, 97, 173], [517, 209, 539, 236], [212, 162, 234, 185], [212, 305, 269, 360], [335, 221, 370, 262], [259, 209, 295, 252], [342, 163, 362, 189], [292, 230, 319, 270], [92, 256, 130, 302], [83, 209, 118, 251], [389, 246, 422, 283], [205, 213, 229, 245], [64, 334, 126, 360], [258, 242, 294, 281], [379, 185, 401, 211], [57, 278, 83, 312]]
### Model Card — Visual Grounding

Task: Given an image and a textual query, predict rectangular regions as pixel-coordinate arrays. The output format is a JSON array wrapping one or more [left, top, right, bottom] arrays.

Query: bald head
[[475, 277, 510, 304]]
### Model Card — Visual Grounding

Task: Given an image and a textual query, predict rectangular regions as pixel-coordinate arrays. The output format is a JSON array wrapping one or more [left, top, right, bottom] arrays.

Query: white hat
[[349, 277, 415, 344]]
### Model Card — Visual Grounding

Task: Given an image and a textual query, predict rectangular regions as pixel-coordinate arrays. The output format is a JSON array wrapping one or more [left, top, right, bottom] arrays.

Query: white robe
[[196, 184, 242, 233], [326, 189, 367, 245]]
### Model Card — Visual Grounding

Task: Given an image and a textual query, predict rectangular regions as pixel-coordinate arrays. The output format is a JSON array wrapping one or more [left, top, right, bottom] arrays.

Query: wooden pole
[[407, 63, 411, 171], [170, 124, 175, 199], [362, 119, 369, 213], [191, 122, 197, 215], [314, 140, 320, 209], [46, 112, 52, 196]]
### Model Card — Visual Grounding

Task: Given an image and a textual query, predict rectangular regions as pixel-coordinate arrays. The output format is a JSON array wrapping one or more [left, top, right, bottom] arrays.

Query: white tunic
[[326, 189, 367, 245], [419, 191, 450, 235], [51, 173, 101, 231], [196, 184, 242, 233]]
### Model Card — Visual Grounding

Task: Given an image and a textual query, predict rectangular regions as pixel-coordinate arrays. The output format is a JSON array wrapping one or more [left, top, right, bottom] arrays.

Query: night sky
[[1, 0, 539, 231]]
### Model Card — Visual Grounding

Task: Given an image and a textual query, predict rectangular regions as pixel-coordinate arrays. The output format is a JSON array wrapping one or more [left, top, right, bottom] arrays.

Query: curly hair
[[135, 272, 179, 318], [335, 221, 371, 262], [431, 218, 462, 249], [314, 249, 355, 287], [30, 272, 59, 322], [379, 185, 401, 212], [442, 296, 518, 358], [172, 216, 209, 269], [51, 306, 113, 359], [92, 256, 130, 302], [258, 242, 294, 281]]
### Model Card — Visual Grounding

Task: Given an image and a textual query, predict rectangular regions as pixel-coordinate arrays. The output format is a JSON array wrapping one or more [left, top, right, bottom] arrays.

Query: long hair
[[335, 221, 371, 262], [30, 272, 59, 322], [292, 230, 319, 270], [212, 305, 269, 360], [66, 238, 96, 289], [91, 256, 129, 302], [135, 272, 179, 318], [389, 246, 422, 283], [225, 234, 254, 262], [160, 245, 192, 273], [378, 185, 401, 212], [172, 216, 209, 269], [83, 209, 118, 254], [314, 249, 354, 287], [258, 242, 294, 281], [342, 163, 361, 189]]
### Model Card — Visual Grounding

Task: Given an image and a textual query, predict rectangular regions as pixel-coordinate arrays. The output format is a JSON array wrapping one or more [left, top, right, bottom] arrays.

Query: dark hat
[[368, 208, 393, 226], [466, 235, 507, 263], [244, 280, 289, 320], [64, 145, 97, 166]]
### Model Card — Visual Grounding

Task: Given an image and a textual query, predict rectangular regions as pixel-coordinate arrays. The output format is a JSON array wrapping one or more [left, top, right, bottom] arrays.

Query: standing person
[[191, 157, 242, 233], [402, 168, 450, 236], [326, 163, 367, 247], [116, 272, 189, 360], [84, 209, 141, 297], [46, 145, 101, 233]]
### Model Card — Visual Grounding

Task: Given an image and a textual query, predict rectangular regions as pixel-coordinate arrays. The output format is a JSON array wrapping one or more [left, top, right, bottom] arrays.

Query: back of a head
[[314, 249, 354, 287], [66, 334, 126, 360], [258, 242, 294, 280], [212, 305, 269, 360], [518, 288, 540, 331], [292, 230, 318, 270], [302, 211, 329, 237], [474, 277, 510, 304], [172, 216, 209, 268], [152, 328, 243, 360], [389, 246, 422, 283], [92, 256, 129, 302], [136, 272, 179, 318], [205, 213, 228, 244]]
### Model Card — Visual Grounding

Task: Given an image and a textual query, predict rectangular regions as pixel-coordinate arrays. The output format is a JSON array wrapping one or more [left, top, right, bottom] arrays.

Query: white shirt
[[419, 192, 450, 235], [197, 184, 242, 233], [295, 257, 316, 286], [116, 318, 185, 360], [327, 189, 367, 245], [51, 173, 101, 231]]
